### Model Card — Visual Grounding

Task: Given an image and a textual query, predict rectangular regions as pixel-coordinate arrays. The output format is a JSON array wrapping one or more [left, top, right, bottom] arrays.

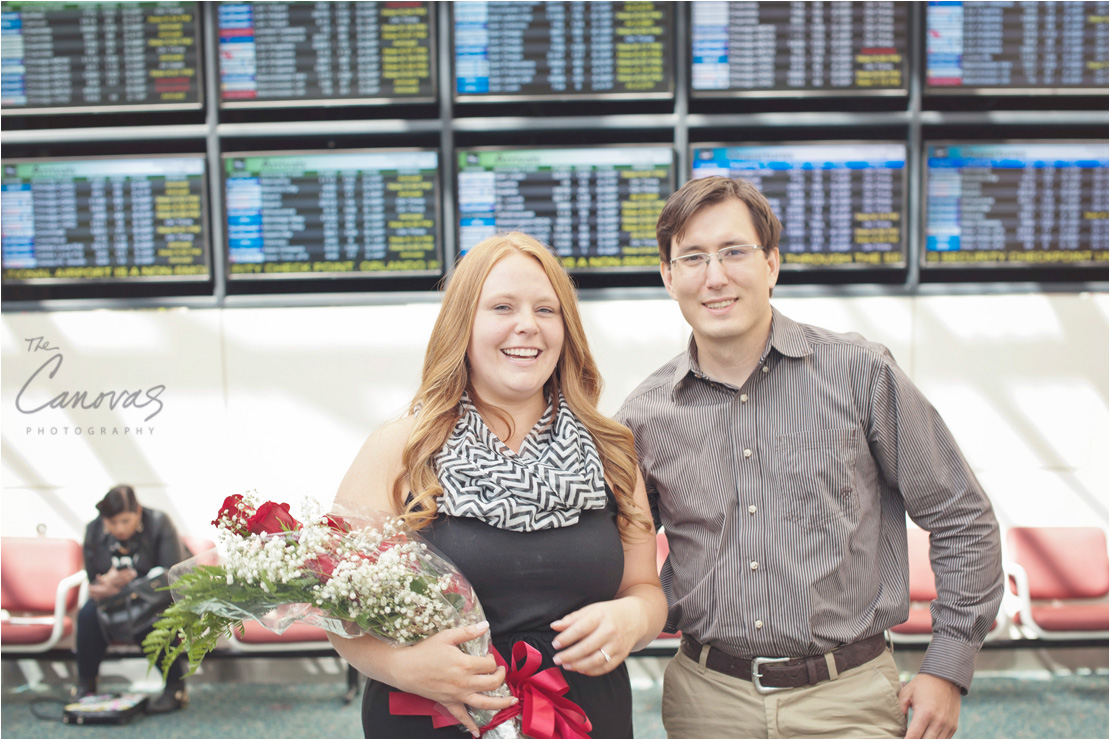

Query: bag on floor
[[63, 693, 148, 725]]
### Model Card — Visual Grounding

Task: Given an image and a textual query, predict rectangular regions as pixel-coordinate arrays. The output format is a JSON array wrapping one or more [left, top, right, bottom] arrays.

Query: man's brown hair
[[656, 176, 782, 262]]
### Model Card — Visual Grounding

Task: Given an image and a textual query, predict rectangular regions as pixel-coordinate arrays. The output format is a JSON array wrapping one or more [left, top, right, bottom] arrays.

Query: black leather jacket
[[82, 507, 185, 582]]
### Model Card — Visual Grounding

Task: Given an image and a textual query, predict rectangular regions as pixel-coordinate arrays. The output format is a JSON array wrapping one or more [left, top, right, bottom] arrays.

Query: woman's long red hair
[[395, 232, 650, 538]]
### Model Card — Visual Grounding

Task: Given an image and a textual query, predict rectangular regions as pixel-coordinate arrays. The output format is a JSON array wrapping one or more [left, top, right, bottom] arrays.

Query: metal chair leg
[[343, 663, 360, 704]]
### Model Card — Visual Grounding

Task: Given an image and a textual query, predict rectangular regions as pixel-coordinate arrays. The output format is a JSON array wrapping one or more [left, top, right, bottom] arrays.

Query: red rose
[[379, 532, 407, 551], [359, 533, 408, 563], [444, 574, 470, 597], [212, 494, 252, 536], [245, 501, 301, 535], [304, 554, 338, 582], [322, 514, 352, 534]]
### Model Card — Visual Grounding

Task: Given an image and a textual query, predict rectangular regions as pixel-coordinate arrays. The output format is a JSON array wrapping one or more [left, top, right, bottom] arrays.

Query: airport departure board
[[454, 1, 672, 100], [926, 1, 1110, 93], [1, 156, 209, 283], [218, 1, 434, 106], [924, 142, 1109, 267], [691, 143, 906, 267], [691, 1, 908, 95], [456, 147, 674, 271], [1, 1, 202, 114], [224, 150, 440, 279]]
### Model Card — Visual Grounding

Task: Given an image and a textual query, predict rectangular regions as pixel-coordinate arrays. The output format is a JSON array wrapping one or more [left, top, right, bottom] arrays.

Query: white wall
[[2, 291, 1107, 542]]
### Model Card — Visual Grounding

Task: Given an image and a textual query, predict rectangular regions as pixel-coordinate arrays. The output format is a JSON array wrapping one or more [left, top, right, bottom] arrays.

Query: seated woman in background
[[330, 232, 667, 739], [77, 484, 189, 713]]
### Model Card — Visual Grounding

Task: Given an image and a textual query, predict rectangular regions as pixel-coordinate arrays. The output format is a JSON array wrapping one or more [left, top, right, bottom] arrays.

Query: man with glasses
[[617, 177, 1003, 739]]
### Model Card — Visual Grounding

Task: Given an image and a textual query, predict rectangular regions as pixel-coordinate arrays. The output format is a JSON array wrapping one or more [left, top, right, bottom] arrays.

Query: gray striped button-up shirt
[[616, 308, 1004, 692]]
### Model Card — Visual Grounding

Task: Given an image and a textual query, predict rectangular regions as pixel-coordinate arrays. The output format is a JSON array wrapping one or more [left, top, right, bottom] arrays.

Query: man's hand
[[899, 673, 961, 739]]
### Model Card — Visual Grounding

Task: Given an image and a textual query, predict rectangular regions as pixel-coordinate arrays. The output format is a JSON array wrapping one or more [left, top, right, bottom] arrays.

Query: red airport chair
[[1, 537, 87, 654], [1007, 526, 1110, 640], [180, 535, 216, 559], [889, 528, 937, 643], [889, 528, 1007, 644]]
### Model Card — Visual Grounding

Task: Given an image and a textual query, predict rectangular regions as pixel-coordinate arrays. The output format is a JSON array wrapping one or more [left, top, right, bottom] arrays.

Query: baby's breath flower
[[177, 498, 468, 660]]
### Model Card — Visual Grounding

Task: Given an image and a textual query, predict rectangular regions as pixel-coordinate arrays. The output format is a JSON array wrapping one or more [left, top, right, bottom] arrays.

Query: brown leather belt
[[680, 633, 888, 694]]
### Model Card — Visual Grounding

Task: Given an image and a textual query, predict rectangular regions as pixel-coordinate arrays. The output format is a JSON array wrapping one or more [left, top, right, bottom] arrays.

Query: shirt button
[[740, 394, 748, 403], [748, 505, 757, 514], [743, 448, 752, 458], [762, 366, 769, 373], [750, 561, 759, 570], [755, 619, 764, 629]]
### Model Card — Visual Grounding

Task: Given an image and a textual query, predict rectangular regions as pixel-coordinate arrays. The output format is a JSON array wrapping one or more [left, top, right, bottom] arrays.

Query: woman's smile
[[467, 252, 565, 409]]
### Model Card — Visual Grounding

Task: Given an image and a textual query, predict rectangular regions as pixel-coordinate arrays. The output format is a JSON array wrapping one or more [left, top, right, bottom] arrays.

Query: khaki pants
[[661, 645, 908, 739]]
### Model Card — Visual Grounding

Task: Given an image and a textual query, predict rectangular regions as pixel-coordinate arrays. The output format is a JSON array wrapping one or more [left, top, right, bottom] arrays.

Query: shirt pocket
[[771, 429, 859, 530]]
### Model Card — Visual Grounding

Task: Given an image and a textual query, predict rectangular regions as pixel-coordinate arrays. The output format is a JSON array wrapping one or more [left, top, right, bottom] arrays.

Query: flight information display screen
[[691, 143, 907, 268], [1, 156, 209, 283], [925, 1, 1110, 93], [456, 146, 674, 271], [224, 149, 441, 279], [690, 1, 908, 96], [924, 142, 1109, 268], [1, 1, 202, 114], [454, 1, 673, 100], [218, 1, 435, 106]]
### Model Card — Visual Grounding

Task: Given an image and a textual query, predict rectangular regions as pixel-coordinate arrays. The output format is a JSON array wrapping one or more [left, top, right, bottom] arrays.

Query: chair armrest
[[45, 570, 88, 650], [1004, 560, 1038, 637]]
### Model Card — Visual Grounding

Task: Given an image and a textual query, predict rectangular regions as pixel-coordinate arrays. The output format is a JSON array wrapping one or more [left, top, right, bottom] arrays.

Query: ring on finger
[[599, 647, 612, 662]]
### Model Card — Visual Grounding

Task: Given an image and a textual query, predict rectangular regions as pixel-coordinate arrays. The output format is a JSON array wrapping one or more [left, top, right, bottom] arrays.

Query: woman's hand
[[550, 598, 646, 676], [88, 567, 137, 600], [105, 567, 137, 588], [380, 621, 517, 737]]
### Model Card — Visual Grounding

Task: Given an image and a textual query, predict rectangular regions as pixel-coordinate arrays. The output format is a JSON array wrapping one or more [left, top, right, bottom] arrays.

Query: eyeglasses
[[669, 245, 765, 275]]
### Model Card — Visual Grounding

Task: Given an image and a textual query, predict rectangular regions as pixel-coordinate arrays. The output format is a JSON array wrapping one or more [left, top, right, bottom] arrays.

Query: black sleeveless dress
[[360, 488, 632, 738]]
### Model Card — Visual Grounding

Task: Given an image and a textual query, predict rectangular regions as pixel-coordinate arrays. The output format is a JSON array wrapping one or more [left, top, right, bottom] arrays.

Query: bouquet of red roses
[[143, 493, 524, 735], [144, 494, 479, 652]]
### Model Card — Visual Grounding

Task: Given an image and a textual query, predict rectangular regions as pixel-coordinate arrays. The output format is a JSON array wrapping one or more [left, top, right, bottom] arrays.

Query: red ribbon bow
[[389, 641, 593, 738]]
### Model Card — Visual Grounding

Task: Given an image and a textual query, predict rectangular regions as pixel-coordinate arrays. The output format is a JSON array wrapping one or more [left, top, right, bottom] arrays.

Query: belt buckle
[[751, 656, 791, 695]]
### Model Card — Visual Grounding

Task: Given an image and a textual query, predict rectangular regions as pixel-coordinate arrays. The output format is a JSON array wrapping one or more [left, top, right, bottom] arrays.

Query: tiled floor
[[2, 646, 1106, 738]]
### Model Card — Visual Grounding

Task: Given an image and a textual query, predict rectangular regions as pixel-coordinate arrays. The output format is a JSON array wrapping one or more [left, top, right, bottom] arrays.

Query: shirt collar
[[767, 307, 814, 360], [671, 306, 813, 393]]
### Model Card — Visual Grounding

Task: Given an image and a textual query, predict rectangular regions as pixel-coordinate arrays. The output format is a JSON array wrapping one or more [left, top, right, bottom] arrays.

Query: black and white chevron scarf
[[434, 392, 607, 532]]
